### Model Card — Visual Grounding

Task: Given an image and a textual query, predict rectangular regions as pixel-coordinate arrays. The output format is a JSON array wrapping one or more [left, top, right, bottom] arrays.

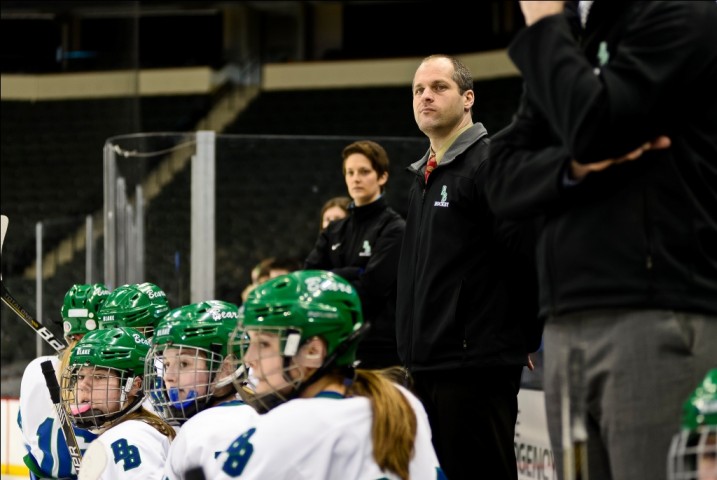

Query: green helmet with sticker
[[241, 270, 364, 367], [146, 300, 241, 424], [235, 270, 365, 413], [681, 369, 717, 430], [60, 283, 112, 341], [152, 300, 240, 356], [69, 327, 150, 374], [98, 283, 169, 336], [668, 369, 717, 480], [137, 282, 170, 320], [62, 327, 150, 431]]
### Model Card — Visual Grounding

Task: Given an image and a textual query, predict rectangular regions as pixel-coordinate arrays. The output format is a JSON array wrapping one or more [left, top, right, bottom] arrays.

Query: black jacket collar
[[349, 195, 387, 221]]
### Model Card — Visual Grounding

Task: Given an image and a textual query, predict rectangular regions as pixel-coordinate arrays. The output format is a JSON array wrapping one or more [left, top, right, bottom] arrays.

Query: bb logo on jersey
[[111, 438, 142, 471], [434, 185, 449, 207]]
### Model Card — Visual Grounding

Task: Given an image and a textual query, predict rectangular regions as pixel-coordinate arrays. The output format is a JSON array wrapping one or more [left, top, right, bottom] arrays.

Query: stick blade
[[0, 215, 7, 253]]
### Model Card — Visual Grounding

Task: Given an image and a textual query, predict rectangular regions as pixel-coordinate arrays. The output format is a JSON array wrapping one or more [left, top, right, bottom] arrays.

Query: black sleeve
[[495, 214, 544, 353], [508, 2, 717, 162], [304, 229, 331, 270], [485, 89, 572, 220]]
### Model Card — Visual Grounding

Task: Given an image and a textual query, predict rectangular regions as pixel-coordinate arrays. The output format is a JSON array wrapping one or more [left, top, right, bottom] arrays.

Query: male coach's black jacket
[[305, 195, 405, 367], [396, 123, 539, 373], [485, 1, 717, 319]]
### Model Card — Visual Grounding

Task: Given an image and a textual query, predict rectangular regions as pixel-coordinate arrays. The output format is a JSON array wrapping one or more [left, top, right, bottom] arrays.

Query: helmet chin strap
[[245, 323, 370, 413], [74, 392, 145, 432], [119, 375, 135, 405], [168, 387, 198, 408], [214, 364, 245, 389], [166, 364, 247, 416], [293, 322, 371, 399]]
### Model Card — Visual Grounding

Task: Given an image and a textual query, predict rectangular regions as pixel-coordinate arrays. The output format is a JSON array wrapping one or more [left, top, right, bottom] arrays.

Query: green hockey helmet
[[234, 271, 366, 412], [681, 369, 717, 430], [152, 300, 239, 355], [137, 282, 170, 320], [668, 369, 717, 480], [60, 283, 112, 342], [98, 283, 169, 336], [69, 326, 150, 375], [241, 270, 364, 367], [146, 300, 241, 424], [61, 327, 150, 432]]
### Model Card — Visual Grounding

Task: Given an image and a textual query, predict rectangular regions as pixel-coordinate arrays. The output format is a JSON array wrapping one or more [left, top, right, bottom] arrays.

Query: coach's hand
[[519, 1, 566, 27], [569, 135, 671, 181]]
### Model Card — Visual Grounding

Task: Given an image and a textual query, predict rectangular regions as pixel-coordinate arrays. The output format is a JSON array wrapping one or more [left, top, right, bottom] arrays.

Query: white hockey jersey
[[18, 355, 98, 479], [77, 418, 171, 480], [207, 385, 443, 480], [162, 400, 259, 480]]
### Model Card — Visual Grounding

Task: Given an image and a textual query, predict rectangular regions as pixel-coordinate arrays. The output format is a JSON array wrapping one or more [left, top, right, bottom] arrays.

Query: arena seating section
[[0, 94, 213, 368]]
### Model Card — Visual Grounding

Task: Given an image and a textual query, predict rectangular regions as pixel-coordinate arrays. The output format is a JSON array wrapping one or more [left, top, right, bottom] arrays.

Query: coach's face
[[412, 57, 473, 137]]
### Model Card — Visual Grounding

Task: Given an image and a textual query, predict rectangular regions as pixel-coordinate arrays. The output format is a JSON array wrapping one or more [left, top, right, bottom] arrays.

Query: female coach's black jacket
[[396, 123, 540, 373], [305, 195, 405, 367], [485, 1, 717, 319]]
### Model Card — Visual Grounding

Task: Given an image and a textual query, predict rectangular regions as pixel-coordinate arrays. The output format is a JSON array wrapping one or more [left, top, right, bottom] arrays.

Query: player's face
[[75, 366, 123, 414], [699, 455, 717, 480], [344, 153, 386, 207], [698, 432, 717, 480], [243, 330, 291, 395], [162, 347, 211, 400]]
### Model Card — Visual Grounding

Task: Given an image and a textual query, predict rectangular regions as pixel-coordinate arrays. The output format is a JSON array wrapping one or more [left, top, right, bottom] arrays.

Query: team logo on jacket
[[597, 41, 610, 66], [359, 240, 372, 257], [434, 185, 449, 207]]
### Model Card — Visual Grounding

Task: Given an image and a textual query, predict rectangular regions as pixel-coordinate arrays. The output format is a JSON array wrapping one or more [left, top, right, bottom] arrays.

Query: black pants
[[412, 366, 523, 480]]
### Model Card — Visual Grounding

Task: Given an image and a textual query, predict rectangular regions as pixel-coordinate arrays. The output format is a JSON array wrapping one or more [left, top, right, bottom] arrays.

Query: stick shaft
[[41, 360, 83, 473], [1, 281, 66, 353]]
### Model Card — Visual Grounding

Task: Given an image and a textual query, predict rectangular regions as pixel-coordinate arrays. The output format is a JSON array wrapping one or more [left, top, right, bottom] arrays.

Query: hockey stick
[[1, 283, 66, 353], [0, 215, 66, 353], [0, 215, 7, 259], [41, 359, 83, 473]]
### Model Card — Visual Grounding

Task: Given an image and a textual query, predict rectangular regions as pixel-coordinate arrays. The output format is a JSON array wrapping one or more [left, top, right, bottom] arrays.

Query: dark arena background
[[0, 2, 551, 478]]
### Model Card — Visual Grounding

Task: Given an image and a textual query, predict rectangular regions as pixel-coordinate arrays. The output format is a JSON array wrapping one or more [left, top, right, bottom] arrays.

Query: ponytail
[[347, 368, 417, 480]]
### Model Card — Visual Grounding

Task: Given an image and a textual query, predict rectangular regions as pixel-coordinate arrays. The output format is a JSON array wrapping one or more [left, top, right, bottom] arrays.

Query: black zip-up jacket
[[305, 196, 405, 366], [486, 1, 717, 318], [396, 123, 539, 373]]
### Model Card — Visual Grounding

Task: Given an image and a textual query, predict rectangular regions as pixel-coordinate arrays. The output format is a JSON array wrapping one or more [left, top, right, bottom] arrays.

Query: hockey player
[[209, 270, 444, 480], [60, 327, 175, 479], [18, 283, 110, 479], [145, 300, 258, 479], [668, 369, 717, 480]]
